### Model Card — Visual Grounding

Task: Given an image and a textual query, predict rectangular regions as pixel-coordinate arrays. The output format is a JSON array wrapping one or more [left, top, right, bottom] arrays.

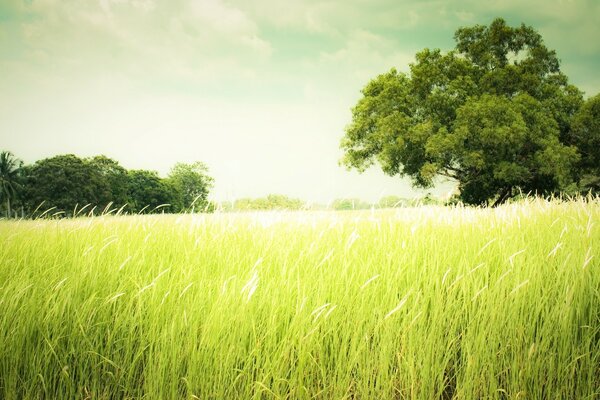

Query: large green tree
[[21, 154, 112, 216], [87, 155, 131, 208], [341, 18, 587, 205], [166, 162, 214, 212], [0, 151, 23, 218], [231, 194, 305, 211], [570, 94, 600, 192], [127, 169, 178, 213]]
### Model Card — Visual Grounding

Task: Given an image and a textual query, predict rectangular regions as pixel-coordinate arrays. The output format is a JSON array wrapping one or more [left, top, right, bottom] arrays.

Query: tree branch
[[492, 186, 513, 207]]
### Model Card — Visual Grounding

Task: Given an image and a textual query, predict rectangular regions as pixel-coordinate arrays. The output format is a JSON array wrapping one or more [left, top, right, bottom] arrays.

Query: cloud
[[471, 0, 600, 53], [5, 0, 595, 93], [0, 0, 272, 91], [319, 29, 414, 81]]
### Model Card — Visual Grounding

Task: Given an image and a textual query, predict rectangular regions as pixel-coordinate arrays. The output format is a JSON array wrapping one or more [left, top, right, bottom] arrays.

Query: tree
[[231, 194, 305, 211], [87, 155, 131, 208], [340, 18, 585, 205], [378, 196, 407, 208], [21, 154, 111, 216], [570, 94, 600, 192], [166, 162, 214, 212], [331, 198, 371, 210], [0, 151, 23, 218], [127, 170, 177, 213]]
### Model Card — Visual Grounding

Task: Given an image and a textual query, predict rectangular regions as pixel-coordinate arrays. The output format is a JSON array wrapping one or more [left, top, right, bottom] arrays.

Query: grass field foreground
[[0, 199, 598, 399]]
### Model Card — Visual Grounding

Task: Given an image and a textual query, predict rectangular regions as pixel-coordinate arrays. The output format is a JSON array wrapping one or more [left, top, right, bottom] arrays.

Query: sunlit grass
[[0, 199, 598, 399]]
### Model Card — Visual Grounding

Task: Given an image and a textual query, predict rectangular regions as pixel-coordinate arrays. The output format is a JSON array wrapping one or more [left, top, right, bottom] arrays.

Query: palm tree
[[0, 151, 23, 218]]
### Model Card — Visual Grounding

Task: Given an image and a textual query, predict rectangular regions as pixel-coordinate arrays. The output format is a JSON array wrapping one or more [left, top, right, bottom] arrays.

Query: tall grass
[[0, 199, 598, 399]]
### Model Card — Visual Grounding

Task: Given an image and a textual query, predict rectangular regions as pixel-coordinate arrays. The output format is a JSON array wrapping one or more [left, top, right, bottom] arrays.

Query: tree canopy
[[166, 162, 214, 212], [224, 194, 306, 211], [87, 155, 130, 207], [341, 18, 595, 205], [126, 169, 176, 214], [22, 154, 112, 216], [570, 94, 600, 192]]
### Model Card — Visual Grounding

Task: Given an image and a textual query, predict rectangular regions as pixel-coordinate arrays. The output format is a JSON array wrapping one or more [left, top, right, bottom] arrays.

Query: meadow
[[0, 199, 598, 399]]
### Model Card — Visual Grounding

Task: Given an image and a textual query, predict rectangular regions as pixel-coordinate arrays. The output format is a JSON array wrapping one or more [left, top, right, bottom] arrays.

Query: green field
[[0, 199, 598, 399]]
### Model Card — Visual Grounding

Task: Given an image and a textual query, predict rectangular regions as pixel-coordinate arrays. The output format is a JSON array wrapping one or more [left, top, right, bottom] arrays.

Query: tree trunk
[[6, 198, 10, 219], [492, 187, 512, 207]]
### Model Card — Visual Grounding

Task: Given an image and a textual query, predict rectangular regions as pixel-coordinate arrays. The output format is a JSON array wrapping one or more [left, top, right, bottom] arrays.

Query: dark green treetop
[[166, 162, 214, 211], [87, 155, 130, 208], [127, 169, 178, 214], [21, 154, 112, 216], [570, 94, 600, 192]]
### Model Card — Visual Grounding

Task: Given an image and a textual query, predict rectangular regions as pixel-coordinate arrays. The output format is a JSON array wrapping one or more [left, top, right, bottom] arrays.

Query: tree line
[[219, 195, 441, 211], [0, 152, 214, 218], [220, 194, 306, 211], [0, 150, 441, 218]]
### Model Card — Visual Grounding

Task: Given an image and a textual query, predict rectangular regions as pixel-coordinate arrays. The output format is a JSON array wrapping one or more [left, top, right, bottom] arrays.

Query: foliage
[[166, 162, 214, 211], [0, 151, 23, 218], [570, 94, 600, 192], [0, 200, 597, 398], [330, 198, 372, 210], [126, 169, 179, 214], [341, 18, 590, 205], [226, 194, 306, 211], [3, 151, 214, 216], [377, 195, 407, 208], [21, 154, 112, 216], [87, 155, 130, 207], [376, 195, 441, 208]]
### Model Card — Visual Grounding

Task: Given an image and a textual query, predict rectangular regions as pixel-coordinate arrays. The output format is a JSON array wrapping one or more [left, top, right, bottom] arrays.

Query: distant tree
[[378, 196, 406, 208], [263, 194, 305, 210], [204, 200, 217, 213], [341, 18, 584, 205], [0, 151, 23, 218], [166, 162, 214, 212], [87, 155, 131, 208], [331, 198, 371, 210], [231, 194, 305, 211], [127, 170, 177, 213], [570, 94, 600, 193], [21, 154, 111, 216]]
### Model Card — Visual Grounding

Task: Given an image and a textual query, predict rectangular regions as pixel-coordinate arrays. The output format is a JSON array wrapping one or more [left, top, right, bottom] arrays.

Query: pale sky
[[1, 0, 599, 203]]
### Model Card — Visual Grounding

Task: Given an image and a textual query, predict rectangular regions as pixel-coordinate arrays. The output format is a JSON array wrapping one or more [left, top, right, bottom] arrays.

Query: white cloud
[[455, 10, 475, 22], [235, 0, 425, 34], [1, 0, 272, 90], [318, 29, 414, 81], [189, 0, 254, 34]]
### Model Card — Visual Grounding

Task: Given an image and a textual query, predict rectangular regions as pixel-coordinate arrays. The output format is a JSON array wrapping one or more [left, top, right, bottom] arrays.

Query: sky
[[1, 0, 599, 203]]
